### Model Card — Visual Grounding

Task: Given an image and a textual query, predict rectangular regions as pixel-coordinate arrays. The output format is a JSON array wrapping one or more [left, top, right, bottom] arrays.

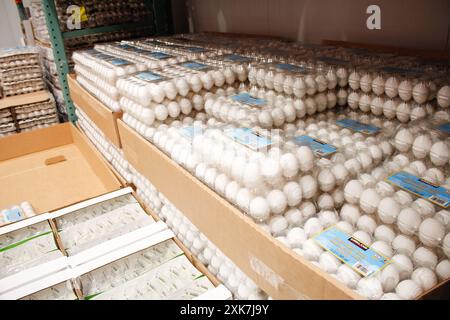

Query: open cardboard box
[[118, 120, 450, 300], [68, 74, 122, 148], [0, 187, 231, 300], [0, 123, 121, 223]]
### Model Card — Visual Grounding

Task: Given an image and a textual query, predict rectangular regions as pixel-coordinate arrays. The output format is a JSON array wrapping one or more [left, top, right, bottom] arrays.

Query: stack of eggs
[[393, 117, 450, 168], [0, 109, 15, 137], [132, 168, 270, 300], [73, 49, 147, 111], [15, 96, 59, 133], [203, 85, 339, 129], [0, 47, 46, 96], [76, 108, 133, 183]]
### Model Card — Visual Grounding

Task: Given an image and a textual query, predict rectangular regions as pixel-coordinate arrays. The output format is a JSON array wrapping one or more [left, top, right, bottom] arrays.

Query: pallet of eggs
[[75, 107, 133, 183], [15, 96, 59, 133], [393, 114, 450, 169], [0, 47, 46, 97], [73, 49, 147, 112], [131, 167, 270, 300], [319, 154, 450, 300], [0, 109, 15, 138], [28, 0, 50, 42]]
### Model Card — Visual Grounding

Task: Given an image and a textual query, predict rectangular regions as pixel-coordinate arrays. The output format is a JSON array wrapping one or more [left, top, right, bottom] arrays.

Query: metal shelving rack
[[40, 0, 172, 123]]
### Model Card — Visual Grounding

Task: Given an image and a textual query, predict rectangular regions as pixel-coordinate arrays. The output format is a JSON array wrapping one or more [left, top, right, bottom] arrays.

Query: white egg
[[437, 85, 450, 108], [267, 189, 288, 215], [397, 207, 421, 235], [286, 227, 307, 248], [299, 175, 318, 199], [377, 197, 400, 224], [412, 199, 435, 219], [261, 158, 282, 183], [357, 215, 377, 235], [371, 241, 394, 258], [435, 260, 450, 280], [318, 210, 339, 228], [280, 153, 299, 178], [394, 190, 413, 207], [435, 210, 450, 231], [396, 279, 423, 300], [225, 181, 240, 203], [318, 252, 341, 274], [283, 181, 303, 207], [304, 217, 324, 238], [242, 162, 263, 189], [352, 230, 372, 246], [430, 141, 450, 166], [359, 188, 381, 215], [340, 204, 361, 226], [302, 239, 323, 261], [394, 128, 413, 152], [317, 193, 335, 210], [249, 197, 270, 221], [374, 225, 395, 244], [412, 135, 432, 159], [398, 80, 413, 101], [300, 201, 317, 219], [443, 233, 450, 258], [418, 218, 445, 247], [269, 215, 288, 237], [413, 247, 438, 269], [357, 277, 383, 300], [411, 267, 437, 291], [337, 264, 361, 288], [335, 221, 355, 235], [344, 180, 364, 204], [378, 264, 400, 292]]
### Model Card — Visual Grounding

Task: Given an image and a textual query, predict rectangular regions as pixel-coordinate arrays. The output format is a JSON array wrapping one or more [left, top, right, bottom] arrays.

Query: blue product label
[[437, 122, 450, 135], [386, 171, 450, 208], [186, 46, 207, 53], [293, 135, 337, 157], [135, 71, 163, 82], [179, 126, 203, 140], [226, 128, 273, 151], [110, 58, 130, 66], [118, 44, 134, 50], [223, 54, 253, 62], [146, 51, 172, 60], [181, 61, 210, 70], [230, 93, 266, 107], [275, 63, 306, 73], [3, 207, 24, 223], [336, 118, 380, 135], [314, 226, 390, 277]]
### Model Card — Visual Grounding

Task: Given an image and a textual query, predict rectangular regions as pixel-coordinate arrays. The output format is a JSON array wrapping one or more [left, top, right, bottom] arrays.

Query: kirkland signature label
[[275, 63, 306, 73], [226, 128, 273, 151], [314, 226, 390, 277], [230, 93, 267, 107], [386, 171, 450, 208], [336, 118, 380, 135], [293, 135, 337, 157], [135, 71, 164, 82], [180, 61, 210, 71]]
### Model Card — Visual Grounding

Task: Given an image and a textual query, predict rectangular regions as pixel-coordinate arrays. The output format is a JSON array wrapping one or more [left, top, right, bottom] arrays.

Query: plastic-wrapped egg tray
[[204, 87, 339, 129], [76, 107, 133, 182], [248, 62, 338, 98], [76, 75, 121, 112], [21, 281, 78, 300], [116, 60, 241, 108], [15, 100, 57, 120], [56, 194, 155, 255], [393, 116, 450, 168], [86, 254, 214, 300], [0, 66, 43, 84], [204, 53, 258, 83], [132, 167, 270, 300], [347, 90, 437, 123], [0, 221, 63, 280], [94, 42, 189, 70], [129, 38, 220, 60]]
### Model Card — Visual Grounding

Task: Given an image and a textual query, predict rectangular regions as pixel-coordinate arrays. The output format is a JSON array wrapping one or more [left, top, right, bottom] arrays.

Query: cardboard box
[[68, 74, 122, 148], [0, 90, 51, 111], [118, 120, 360, 300], [0, 123, 121, 218]]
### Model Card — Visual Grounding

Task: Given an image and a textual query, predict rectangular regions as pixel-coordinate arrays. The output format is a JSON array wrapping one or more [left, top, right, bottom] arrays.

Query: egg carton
[[74, 64, 120, 101], [131, 166, 270, 300], [393, 116, 450, 168], [94, 42, 189, 69], [129, 38, 220, 60], [76, 107, 133, 182], [0, 117, 13, 125], [18, 115, 59, 130], [204, 87, 339, 129], [248, 62, 338, 98], [347, 90, 438, 123], [347, 67, 442, 104], [88, 255, 213, 300], [0, 47, 40, 67], [0, 122, 16, 134], [0, 224, 63, 280], [120, 84, 239, 128], [78, 239, 184, 298], [76, 75, 120, 112], [1, 202, 36, 226], [19, 123, 55, 133], [203, 53, 258, 83], [21, 281, 78, 300], [2, 80, 46, 97], [116, 60, 241, 107], [0, 66, 43, 82]]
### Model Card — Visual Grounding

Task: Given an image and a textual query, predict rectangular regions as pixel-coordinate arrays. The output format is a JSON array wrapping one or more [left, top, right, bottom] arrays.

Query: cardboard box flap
[[0, 90, 51, 110]]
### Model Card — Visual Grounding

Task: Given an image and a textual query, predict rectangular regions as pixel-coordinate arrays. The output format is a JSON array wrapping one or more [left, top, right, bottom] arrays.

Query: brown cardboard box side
[[118, 120, 360, 300], [68, 74, 122, 148]]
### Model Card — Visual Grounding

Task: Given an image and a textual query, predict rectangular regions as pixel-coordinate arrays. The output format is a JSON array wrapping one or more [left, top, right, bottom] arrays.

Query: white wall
[[0, 0, 24, 48], [187, 0, 450, 51]]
